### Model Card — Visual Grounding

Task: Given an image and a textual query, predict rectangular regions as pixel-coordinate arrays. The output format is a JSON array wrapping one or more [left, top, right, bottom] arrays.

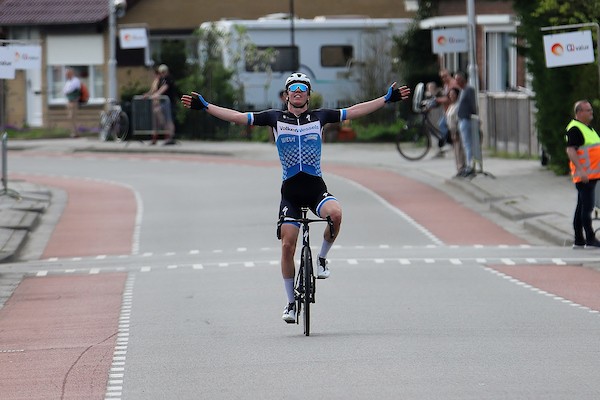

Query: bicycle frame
[[277, 207, 334, 336], [419, 105, 444, 141], [396, 104, 445, 161], [99, 99, 129, 142]]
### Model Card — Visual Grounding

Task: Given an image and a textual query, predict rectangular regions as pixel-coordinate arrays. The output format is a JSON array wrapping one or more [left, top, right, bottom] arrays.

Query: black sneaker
[[461, 167, 476, 178], [585, 239, 600, 249], [573, 240, 586, 249], [282, 302, 296, 323]]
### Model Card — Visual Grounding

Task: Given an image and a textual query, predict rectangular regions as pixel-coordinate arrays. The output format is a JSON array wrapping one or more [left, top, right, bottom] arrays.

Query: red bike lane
[[0, 154, 599, 399]]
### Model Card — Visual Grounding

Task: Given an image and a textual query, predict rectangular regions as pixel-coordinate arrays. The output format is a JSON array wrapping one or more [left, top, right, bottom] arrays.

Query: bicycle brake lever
[[276, 217, 283, 240], [326, 216, 335, 239]]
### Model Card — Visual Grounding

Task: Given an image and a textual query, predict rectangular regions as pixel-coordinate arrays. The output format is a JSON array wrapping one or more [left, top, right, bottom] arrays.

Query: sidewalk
[[0, 179, 52, 308]]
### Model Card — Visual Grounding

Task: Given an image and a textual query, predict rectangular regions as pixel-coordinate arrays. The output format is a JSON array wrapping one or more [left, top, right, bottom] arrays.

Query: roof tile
[[0, 0, 109, 25]]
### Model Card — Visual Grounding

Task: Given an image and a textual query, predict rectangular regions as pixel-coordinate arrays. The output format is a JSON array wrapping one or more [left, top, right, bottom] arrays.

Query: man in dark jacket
[[456, 71, 477, 177]]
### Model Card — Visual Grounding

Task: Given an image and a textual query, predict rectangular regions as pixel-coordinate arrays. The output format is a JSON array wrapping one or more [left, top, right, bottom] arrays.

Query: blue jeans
[[459, 117, 473, 168], [438, 115, 449, 143]]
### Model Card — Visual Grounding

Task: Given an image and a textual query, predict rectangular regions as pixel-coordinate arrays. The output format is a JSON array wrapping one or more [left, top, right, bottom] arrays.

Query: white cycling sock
[[319, 240, 333, 260], [284, 278, 295, 303]]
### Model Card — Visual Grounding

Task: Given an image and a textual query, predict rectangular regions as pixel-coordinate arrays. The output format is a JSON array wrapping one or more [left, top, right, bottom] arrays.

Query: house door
[[26, 68, 43, 127]]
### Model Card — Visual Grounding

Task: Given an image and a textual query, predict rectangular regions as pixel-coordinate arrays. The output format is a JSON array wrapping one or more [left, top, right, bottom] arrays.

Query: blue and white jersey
[[249, 109, 347, 180]]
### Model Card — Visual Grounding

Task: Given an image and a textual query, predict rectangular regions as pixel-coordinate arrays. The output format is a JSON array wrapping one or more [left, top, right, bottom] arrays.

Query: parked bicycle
[[277, 207, 334, 336], [396, 82, 445, 161], [99, 99, 129, 142]]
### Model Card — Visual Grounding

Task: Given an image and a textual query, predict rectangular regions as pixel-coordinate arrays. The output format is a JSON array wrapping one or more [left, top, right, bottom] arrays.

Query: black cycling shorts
[[278, 172, 337, 226]]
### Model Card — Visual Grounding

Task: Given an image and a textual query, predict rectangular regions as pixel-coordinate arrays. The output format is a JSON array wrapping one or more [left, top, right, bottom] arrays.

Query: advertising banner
[[543, 30, 595, 68], [9, 45, 42, 70], [119, 27, 148, 49], [432, 28, 468, 54], [0, 47, 15, 79]]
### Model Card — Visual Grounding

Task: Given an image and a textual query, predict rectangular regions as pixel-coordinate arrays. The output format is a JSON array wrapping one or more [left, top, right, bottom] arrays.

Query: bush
[[352, 120, 406, 142]]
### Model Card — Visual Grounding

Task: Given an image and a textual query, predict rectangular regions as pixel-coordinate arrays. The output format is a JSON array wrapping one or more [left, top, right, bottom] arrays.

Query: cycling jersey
[[249, 109, 347, 180]]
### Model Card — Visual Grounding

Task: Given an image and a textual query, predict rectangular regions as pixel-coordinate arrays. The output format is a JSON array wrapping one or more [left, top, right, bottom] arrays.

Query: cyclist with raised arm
[[181, 73, 410, 323]]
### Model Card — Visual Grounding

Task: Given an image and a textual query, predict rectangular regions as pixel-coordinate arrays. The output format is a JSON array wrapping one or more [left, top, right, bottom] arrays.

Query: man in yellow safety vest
[[565, 100, 600, 249]]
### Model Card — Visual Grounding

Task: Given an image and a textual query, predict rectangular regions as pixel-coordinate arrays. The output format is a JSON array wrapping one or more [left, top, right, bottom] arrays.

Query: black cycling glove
[[384, 85, 403, 103], [190, 94, 209, 110]]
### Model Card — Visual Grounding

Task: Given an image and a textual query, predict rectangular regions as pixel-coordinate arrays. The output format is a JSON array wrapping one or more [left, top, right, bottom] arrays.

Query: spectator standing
[[153, 64, 177, 145], [421, 81, 446, 158], [565, 100, 600, 248], [455, 71, 477, 177], [445, 87, 465, 176], [63, 68, 81, 138], [434, 69, 460, 154], [143, 69, 167, 144]]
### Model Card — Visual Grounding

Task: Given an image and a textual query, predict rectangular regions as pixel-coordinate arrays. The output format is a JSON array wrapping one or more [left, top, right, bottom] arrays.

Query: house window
[[441, 53, 468, 78], [321, 45, 353, 67], [46, 34, 104, 104], [48, 65, 104, 104], [485, 30, 516, 92], [150, 35, 199, 65], [245, 46, 299, 72]]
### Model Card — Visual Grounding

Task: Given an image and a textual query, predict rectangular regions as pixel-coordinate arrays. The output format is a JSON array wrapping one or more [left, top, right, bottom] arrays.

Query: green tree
[[513, 0, 600, 173], [178, 23, 280, 139], [177, 23, 237, 139]]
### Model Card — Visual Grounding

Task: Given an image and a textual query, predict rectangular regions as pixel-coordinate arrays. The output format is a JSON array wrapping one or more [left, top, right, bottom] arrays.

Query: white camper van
[[199, 16, 411, 109]]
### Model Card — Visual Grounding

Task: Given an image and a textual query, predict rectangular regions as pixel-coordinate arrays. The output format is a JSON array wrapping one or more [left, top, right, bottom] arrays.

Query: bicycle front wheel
[[112, 111, 130, 142], [99, 111, 110, 142], [301, 245, 312, 336], [396, 115, 431, 161]]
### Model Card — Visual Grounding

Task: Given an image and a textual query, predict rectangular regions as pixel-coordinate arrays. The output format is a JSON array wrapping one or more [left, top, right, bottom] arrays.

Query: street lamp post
[[108, 0, 117, 101], [466, 0, 479, 94], [290, 0, 297, 70], [108, 0, 127, 101]]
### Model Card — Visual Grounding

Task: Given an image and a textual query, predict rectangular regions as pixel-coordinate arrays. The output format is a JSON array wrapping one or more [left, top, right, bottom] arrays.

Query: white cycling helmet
[[285, 72, 311, 92]]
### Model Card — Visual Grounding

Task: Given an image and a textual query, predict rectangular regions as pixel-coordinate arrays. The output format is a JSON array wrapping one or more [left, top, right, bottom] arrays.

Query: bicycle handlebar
[[276, 215, 335, 240]]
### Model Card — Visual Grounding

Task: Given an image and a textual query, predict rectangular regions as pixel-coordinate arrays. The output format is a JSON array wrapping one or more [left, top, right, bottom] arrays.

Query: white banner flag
[[119, 27, 148, 49], [0, 47, 15, 79], [543, 30, 595, 68], [432, 28, 468, 54], [9, 45, 42, 70]]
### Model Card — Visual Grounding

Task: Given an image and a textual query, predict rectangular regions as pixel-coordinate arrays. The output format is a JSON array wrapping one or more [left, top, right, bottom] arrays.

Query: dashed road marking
[[28, 258, 583, 277], [483, 267, 600, 316], [104, 274, 135, 400]]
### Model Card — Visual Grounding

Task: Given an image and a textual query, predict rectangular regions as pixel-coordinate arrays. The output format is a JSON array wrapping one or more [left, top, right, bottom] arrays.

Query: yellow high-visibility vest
[[566, 119, 600, 183]]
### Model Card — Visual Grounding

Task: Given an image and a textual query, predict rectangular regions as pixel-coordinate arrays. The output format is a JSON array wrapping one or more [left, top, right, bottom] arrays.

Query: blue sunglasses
[[288, 83, 309, 92]]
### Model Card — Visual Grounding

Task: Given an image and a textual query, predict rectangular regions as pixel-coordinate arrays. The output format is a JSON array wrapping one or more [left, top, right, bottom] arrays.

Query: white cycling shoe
[[282, 302, 296, 323], [317, 257, 330, 279]]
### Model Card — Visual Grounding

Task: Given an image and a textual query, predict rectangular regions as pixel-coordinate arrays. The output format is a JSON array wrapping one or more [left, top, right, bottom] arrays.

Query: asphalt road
[[0, 145, 599, 399]]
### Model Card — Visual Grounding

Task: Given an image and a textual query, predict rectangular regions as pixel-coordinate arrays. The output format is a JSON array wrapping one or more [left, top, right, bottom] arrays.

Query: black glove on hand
[[190, 94, 209, 110], [384, 85, 403, 103]]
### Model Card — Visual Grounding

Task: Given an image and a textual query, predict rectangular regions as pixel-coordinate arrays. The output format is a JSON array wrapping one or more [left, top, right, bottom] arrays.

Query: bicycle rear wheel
[[301, 245, 313, 336], [396, 114, 431, 161], [112, 111, 130, 142]]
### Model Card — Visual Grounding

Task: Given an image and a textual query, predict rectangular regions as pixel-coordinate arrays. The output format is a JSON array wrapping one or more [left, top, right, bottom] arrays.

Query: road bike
[[277, 207, 334, 336], [396, 82, 446, 161], [99, 99, 129, 142]]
